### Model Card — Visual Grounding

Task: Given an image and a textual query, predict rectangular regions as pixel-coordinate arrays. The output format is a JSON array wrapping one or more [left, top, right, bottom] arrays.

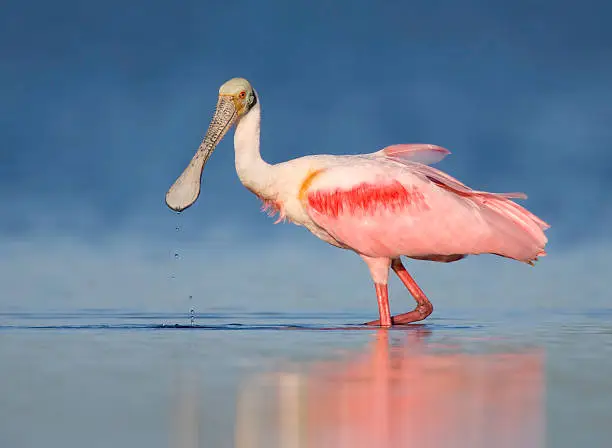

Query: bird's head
[[218, 77, 257, 118], [165, 77, 257, 212]]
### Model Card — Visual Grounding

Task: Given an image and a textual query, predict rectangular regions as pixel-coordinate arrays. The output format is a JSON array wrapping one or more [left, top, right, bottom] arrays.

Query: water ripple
[[0, 310, 485, 331]]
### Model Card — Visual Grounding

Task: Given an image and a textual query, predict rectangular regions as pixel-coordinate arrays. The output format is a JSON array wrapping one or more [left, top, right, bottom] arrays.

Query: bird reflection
[[234, 328, 544, 448]]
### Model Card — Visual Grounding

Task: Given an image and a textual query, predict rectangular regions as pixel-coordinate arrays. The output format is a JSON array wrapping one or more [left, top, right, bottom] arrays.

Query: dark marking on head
[[249, 90, 257, 108]]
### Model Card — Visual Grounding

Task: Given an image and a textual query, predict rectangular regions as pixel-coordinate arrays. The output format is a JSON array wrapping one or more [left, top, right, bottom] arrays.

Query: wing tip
[[381, 143, 451, 156], [377, 143, 451, 166]]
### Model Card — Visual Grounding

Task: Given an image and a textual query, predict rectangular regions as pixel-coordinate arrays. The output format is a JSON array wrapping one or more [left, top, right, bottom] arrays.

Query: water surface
[[1, 308, 611, 447]]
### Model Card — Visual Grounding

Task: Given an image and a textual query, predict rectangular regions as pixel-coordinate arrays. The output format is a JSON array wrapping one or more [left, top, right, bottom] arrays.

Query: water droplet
[[189, 307, 195, 326], [175, 225, 180, 231], [174, 252, 180, 259]]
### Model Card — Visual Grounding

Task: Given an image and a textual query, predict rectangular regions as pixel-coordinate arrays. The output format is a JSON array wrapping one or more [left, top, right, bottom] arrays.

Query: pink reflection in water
[[235, 329, 545, 448]]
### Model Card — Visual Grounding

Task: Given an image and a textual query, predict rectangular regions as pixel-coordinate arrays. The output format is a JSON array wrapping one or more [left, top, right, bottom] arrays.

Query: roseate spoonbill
[[165, 78, 550, 327]]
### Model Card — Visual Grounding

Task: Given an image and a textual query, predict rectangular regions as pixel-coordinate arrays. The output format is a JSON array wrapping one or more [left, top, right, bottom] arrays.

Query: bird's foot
[[390, 302, 433, 325], [364, 302, 433, 327]]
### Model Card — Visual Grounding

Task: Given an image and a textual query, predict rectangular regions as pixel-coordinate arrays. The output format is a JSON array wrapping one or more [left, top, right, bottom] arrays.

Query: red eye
[[239, 91, 246, 99]]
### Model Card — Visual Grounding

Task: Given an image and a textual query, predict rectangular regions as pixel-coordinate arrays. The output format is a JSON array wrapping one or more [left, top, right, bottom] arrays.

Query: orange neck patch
[[298, 169, 325, 203]]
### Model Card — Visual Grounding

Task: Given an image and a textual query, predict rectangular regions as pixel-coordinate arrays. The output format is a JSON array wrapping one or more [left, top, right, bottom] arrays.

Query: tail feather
[[477, 195, 549, 263], [376, 150, 550, 263], [407, 163, 549, 263]]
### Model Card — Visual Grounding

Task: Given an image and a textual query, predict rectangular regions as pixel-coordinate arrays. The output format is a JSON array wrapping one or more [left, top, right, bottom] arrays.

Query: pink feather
[[375, 144, 451, 165], [304, 161, 549, 265]]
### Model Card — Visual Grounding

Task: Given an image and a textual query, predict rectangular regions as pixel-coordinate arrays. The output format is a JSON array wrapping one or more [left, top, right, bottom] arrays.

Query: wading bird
[[165, 78, 549, 327]]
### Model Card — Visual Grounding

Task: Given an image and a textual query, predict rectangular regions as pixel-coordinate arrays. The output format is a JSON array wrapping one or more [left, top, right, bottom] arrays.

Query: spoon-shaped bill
[[165, 95, 237, 212]]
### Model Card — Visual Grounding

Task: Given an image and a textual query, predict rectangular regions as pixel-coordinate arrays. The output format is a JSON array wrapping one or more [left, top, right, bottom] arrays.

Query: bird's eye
[[239, 91, 246, 99]]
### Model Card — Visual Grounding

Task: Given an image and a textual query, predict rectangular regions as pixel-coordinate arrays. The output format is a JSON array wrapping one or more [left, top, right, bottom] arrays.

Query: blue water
[[1, 308, 611, 448]]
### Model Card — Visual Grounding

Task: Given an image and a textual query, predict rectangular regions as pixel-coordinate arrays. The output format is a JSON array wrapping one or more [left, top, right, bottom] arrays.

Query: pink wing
[[375, 152, 550, 230], [372, 144, 451, 166], [304, 161, 549, 264], [370, 143, 526, 199]]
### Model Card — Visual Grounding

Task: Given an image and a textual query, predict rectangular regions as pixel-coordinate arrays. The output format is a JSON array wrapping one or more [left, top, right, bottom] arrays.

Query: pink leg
[[365, 258, 434, 326], [360, 255, 392, 327], [374, 283, 392, 327], [389, 258, 434, 324]]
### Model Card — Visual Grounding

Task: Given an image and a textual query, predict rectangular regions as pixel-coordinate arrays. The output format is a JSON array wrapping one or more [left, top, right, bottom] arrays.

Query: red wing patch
[[307, 180, 429, 218]]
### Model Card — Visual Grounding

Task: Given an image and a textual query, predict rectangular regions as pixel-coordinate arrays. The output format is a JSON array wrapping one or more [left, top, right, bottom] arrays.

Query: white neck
[[233, 98, 275, 198]]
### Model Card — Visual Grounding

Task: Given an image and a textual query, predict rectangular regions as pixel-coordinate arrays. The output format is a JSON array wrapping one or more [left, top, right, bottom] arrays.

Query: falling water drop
[[189, 295, 195, 326], [171, 216, 187, 327], [170, 248, 180, 281]]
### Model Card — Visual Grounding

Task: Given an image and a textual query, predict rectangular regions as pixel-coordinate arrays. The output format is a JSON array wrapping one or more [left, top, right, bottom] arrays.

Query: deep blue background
[[2, 0, 611, 248], [2, 8, 612, 447]]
